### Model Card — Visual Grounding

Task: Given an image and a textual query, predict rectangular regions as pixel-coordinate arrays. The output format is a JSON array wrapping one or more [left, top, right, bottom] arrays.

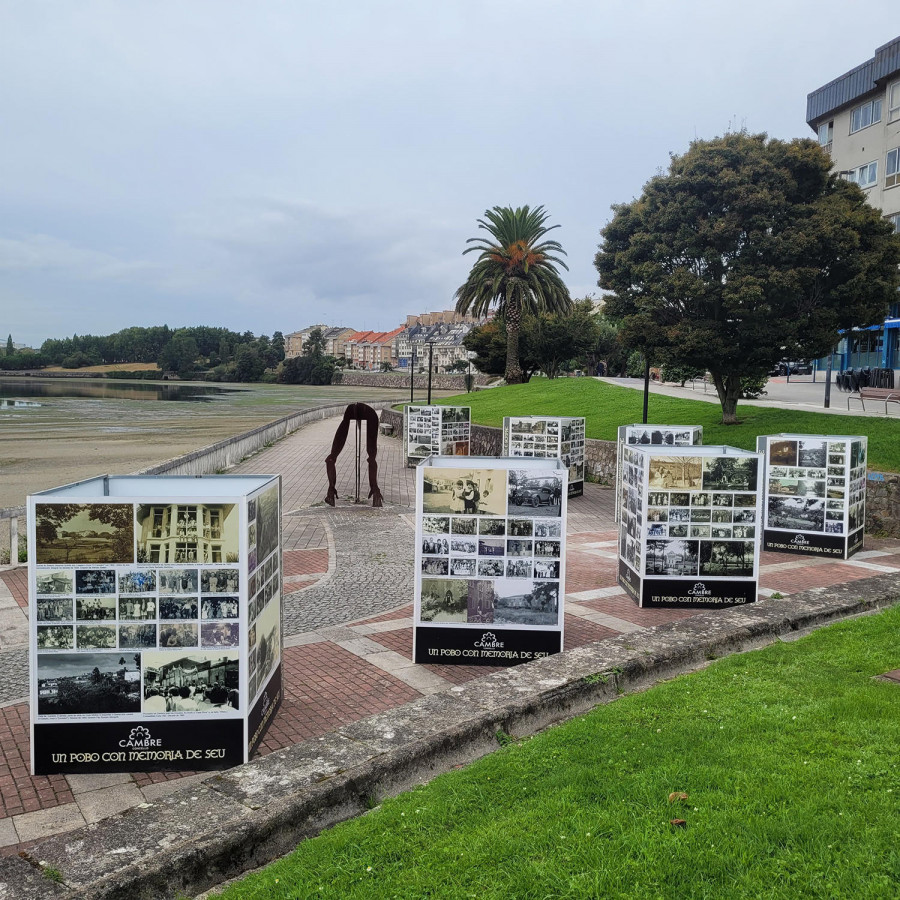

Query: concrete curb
[[3, 572, 899, 900]]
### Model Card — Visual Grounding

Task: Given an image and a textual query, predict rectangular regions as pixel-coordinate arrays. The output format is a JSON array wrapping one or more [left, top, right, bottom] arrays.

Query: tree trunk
[[505, 301, 525, 384], [711, 371, 742, 424]]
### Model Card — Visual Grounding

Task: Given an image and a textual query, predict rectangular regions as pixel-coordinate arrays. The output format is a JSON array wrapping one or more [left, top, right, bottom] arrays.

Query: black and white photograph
[[75, 569, 116, 594], [37, 652, 142, 715], [117, 568, 156, 593], [851, 441, 867, 469], [711, 509, 732, 523], [451, 537, 477, 555], [142, 651, 239, 713], [825, 520, 845, 534], [534, 540, 561, 558], [201, 569, 239, 593], [478, 537, 505, 557], [507, 469, 563, 516], [699, 540, 755, 577], [37, 625, 74, 649], [479, 517, 506, 536], [648, 491, 669, 506], [647, 507, 668, 522], [76, 596, 116, 621], [159, 597, 199, 619], [255, 599, 280, 687], [477, 559, 505, 577], [534, 520, 562, 538], [733, 494, 757, 507], [255, 487, 280, 573], [75, 625, 117, 649], [450, 557, 477, 577], [506, 558, 533, 578], [798, 440, 827, 468], [668, 508, 691, 522], [158, 569, 199, 594], [119, 597, 157, 620], [508, 518, 533, 537], [533, 559, 560, 579], [451, 516, 477, 535], [702, 456, 758, 492], [732, 525, 755, 539], [492, 579, 559, 626], [35, 570, 73, 595], [711, 526, 732, 538], [670, 492, 690, 507], [768, 440, 798, 467], [648, 457, 702, 490], [669, 524, 689, 538], [419, 578, 468, 622], [467, 580, 494, 623], [159, 622, 198, 647], [712, 493, 732, 507], [644, 539, 699, 576], [768, 496, 826, 531], [423, 467, 505, 515], [119, 624, 157, 648], [422, 515, 450, 535], [507, 539, 532, 557], [36, 598, 73, 621], [648, 522, 667, 538], [136, 502, 240, 565], [848, 503, 864, 533], [201, 596, 239, 619], [691, 508, 711, 522], [826, 499, 845, 511], [35, 503, 135, 565], [421, 557, 449, 576], [422, 535, 450, 555], [690, 525, 711, 538]]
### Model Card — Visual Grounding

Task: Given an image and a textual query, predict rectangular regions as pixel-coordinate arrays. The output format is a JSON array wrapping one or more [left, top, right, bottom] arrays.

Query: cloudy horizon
[[2, 2, 895, 347]]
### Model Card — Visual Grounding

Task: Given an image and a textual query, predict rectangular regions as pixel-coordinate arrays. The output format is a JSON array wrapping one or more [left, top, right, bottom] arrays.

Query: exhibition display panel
[[502, 416, 585, 497], [617, 445, 762, 608], [405, 405, 471, 466], [756, 433, 867, 559], [615, 424, 703, 523], [28, 474, 282, 775], [413, 456, 567, 665]]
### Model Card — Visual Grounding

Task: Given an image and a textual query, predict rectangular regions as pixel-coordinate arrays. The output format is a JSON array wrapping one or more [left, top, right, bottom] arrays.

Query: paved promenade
[[1, 415, 899, 858]]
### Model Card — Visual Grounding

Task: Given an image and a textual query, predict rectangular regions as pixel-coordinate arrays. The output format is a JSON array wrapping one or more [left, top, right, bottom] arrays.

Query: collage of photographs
[[762, 437, 867, 536], [505, 417, 586, 485], [245, 484, 282, 705], [619, 448, 762, 580], [418, 465, 564, 628], [614, 424, 703, 522], [406, 405, 471, 461]]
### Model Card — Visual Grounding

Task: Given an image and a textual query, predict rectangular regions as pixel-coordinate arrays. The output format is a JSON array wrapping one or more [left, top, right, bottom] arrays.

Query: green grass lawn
[[427, 379, 900, 474], [214, 606, 900, 899]]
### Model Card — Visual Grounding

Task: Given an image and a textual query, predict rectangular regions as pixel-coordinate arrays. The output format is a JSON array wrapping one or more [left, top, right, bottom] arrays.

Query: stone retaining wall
[[335, 371, 491, 391], [866, 472, 900, 536]]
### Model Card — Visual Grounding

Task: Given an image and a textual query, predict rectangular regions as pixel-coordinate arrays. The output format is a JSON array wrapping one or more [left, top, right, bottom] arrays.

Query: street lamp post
[[427, 342, 435, 404], [410, 345, 416, 403]]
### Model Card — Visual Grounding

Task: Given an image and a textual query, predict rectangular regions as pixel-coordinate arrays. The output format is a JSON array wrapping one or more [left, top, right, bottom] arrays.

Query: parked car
[[769, 359, 812, 376], [512, 480, 558, 508]]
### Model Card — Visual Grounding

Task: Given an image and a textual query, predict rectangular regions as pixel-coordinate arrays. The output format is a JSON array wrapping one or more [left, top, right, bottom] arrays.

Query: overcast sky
[[2, 2, 897, 347]]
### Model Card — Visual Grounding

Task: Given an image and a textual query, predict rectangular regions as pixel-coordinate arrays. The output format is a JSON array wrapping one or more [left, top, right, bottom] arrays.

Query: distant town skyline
[[1, 3, 896, 346]]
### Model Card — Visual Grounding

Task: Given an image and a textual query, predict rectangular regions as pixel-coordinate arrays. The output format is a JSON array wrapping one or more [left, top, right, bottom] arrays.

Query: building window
[[850, 98, 882, 133], [817, 120, 833, 152], [888, 212, 900, 234], [844, 161, 878, 188], [886, 148, 900, 189], [890, 81, 900, 123]]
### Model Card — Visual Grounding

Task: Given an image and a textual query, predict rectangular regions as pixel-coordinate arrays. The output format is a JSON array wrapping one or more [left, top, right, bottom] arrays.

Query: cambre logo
[[791, 534, 810, 546], [474, 632, 504, 650], [688, 583, 712, 597], [119, 726, 161, 749]]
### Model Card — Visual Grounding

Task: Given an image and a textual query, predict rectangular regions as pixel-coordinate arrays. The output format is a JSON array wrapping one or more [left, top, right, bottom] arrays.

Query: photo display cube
[[615, 425, 703, 523], [414, 456, 567, 666], [27, 474, 283, 776], [502, 416, 585, 497], [618, 445, 762, 608], [756, 434, 867, 559], [405, 405, 471, 466]]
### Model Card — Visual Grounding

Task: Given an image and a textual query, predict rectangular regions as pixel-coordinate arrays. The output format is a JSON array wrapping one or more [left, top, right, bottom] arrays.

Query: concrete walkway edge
[[3, 573, 899, 900]]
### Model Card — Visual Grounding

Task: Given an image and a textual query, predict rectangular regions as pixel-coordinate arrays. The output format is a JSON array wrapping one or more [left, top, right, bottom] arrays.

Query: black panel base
[[414, 626, 562, 666]]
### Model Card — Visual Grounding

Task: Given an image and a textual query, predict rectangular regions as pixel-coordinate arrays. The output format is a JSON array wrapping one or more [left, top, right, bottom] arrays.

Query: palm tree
[[455, 205, 572, 384]]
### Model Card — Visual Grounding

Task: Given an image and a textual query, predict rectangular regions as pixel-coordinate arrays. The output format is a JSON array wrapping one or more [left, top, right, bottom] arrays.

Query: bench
[[378, 422, 394, 435], [847, 387, 900, 414]]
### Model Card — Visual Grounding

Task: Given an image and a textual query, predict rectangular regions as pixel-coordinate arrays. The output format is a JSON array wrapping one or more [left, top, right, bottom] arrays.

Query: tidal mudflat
[[0, 378, 418, 509]]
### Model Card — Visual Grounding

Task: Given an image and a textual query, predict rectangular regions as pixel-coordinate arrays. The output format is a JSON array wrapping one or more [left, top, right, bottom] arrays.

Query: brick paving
[[0, 414, 898, 855]]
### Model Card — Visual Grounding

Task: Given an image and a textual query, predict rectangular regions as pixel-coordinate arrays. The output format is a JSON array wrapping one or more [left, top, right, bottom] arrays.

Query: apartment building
[[343, 327, 405, 369], [284, 325, 355, 359], [806, 36, 900, 373]]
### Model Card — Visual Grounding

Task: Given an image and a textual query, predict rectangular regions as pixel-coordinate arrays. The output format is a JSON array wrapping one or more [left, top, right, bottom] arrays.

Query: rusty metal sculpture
[[325, 402, 383, 507]]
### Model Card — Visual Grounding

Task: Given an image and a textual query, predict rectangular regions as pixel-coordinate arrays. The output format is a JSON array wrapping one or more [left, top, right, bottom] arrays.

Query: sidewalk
[[2, 415, 899, 858]]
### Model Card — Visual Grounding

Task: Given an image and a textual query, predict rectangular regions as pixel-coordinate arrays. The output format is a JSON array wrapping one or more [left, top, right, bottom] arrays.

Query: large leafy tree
[[595, 132, 900, 423], [455, 205, 572, 384]]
